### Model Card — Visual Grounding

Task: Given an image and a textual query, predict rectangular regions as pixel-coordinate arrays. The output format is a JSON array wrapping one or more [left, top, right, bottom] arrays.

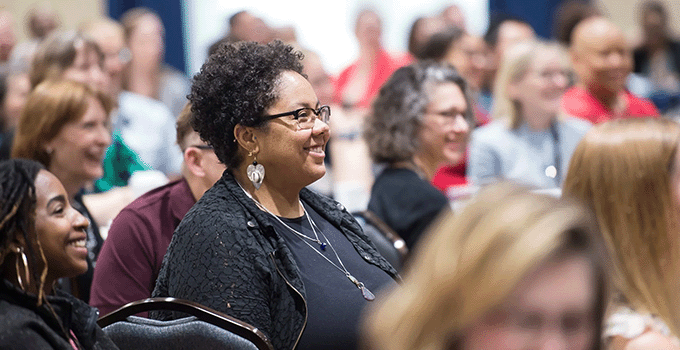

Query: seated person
[[563, 17, 659, 123], [365, 61, 473, 249], [90, 103, 225, 316]]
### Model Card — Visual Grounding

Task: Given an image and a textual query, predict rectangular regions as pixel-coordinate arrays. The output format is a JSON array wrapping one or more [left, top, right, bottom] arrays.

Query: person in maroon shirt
[[563, 16, 659, 123], [89, 103, 225, 316]]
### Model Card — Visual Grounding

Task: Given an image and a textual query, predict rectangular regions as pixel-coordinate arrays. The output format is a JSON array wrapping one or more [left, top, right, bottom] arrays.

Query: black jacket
[[0, 279, 118, 350], [152, 172, 399, 350]]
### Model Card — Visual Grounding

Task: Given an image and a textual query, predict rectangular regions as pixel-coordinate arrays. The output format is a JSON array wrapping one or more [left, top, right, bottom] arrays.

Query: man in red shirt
[[563, 17, 659, 123]]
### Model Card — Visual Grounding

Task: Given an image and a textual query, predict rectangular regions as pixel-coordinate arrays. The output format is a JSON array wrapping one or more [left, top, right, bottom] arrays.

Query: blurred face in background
[[509, 48, 570, 124], [0, 11, 16, 62], [302, 53, 333, 105], [128, 14, 164, 69], [355, 10, 382, 49], [61, 42, 109, 94], [86, 22, 129, 97], [462, 255, 598, 350], [418, 82, 470, 167], [2, 74, 31, 130], [444, 34, 488, 91]]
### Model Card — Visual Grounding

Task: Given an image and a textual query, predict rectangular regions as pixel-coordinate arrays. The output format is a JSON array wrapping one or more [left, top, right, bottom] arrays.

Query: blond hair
[[364, 182, 606, 350], [12, 80, 113, 167], [492, 40, 569, 128], [563, 117, 680, 337]]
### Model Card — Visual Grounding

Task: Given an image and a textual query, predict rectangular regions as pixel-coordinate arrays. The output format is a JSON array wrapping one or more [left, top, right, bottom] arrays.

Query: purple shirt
[[89, 179, 195, 316]]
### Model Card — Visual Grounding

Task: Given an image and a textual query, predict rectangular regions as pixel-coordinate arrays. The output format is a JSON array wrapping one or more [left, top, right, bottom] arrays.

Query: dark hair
[[419, 26, 466, 61], [642, 0, 667, 19], [189, 40, 304, 169], [552, 1, 601, 45], [365, 60, 474, 164], [0, 159, 44, 296], [484, 14, 531, 48]]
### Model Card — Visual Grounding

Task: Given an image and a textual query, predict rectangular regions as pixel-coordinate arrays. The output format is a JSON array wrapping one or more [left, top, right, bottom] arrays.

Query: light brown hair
[[12, 80, 113, 167], [175, 102, 194, 151], [364, 182, 607, 350], [563, 117, 680, 337]]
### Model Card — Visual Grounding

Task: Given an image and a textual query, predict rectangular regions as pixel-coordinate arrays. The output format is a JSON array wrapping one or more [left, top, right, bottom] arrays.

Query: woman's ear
[[234, 124, 260, 154]]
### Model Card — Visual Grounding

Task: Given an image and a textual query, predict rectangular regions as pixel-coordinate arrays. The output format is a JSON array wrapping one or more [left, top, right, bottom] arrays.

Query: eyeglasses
[[189, 144, 213, 150], [262, 105, 331, 130]]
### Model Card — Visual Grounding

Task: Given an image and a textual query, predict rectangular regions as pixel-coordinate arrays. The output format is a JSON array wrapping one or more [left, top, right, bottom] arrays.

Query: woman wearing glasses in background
[[364, 60, 474, 250], [152, 41, 398, 350]]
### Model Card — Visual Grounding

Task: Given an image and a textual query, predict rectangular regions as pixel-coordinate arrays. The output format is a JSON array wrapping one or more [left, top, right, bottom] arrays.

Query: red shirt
[[332, 49, 402, 109], [561, 86, 659, 124]]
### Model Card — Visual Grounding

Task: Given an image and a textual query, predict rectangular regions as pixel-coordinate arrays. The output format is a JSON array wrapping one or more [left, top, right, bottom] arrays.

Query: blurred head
[[121, 8, 165, 70], [176, 103, 225, 198], [228, 10, 271, 44], [300, 49, 333, 104], [365, 183, 607, 350], [365, 61, 474, 168], [441, 4, 466, 30], [30, 30, 108, 93], [564, 118, 680, 337], [493, 41, 571, 129], [485, 16, 536, 78], [421, 28, 488, 91], [80, 18, 130, 98], [0, 159, 89, 301], [552, 1, 601, 46], [355, 9, 382, 49], [640, 1, 668, 47], [408, 16, 447, 59], [1, 73, 30, 130], [27, 2, 60, 40], [12, 80, 113, 193], [571, 17, 632, 95], [0, 10, 16, 62]]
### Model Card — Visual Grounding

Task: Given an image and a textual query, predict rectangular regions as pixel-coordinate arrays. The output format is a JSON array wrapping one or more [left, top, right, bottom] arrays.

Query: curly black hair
[[364, 60, 474, 164], [189, 40, 304, 169]]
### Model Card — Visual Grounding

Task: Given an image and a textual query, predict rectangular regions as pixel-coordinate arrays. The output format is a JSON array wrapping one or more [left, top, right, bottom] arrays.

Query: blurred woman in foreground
[[364, 183, 608, 350], [564, 118, 680, 349]]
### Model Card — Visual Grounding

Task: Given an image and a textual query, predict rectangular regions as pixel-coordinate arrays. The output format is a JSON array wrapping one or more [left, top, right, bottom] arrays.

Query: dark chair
[[98, 297, 273, 350], [353, 210, 408, 271]]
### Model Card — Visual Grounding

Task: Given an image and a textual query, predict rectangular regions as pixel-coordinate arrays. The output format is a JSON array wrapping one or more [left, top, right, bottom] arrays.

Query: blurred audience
[[9, 2, 60, 73], [90, 103, 225, 316], [631, 1, 680, 114], [407, 15, 447, 61], [364, 183, 607, 350], [12, 80, 112, 303], [564, 118, 680, 349], [365, 61, 473, 249], [121, 7, 190, 118], [469, 41, 590, 188], [208, 10, 272, 55], [0, 10, 16, 77], [440, 4, 466, 30], [0, 67, 30, 160], [563, 17, 659, 123], [481, 15, 536, 113], [0, 159, 118, 350], [333, 9, 402, 111], [81, 18, 182, 179]]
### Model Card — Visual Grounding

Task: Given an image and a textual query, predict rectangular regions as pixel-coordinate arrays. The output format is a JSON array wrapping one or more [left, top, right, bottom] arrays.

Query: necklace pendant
[[320, 242, 327, 251], [360, 285, 375, 301]]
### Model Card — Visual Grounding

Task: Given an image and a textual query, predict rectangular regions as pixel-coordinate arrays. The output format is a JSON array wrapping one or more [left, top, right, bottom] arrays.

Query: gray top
[[468, 118, 591, 188]]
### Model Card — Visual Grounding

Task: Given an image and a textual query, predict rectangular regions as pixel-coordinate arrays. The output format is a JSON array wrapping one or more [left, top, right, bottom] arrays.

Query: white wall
[[184, 0, 488, 76]]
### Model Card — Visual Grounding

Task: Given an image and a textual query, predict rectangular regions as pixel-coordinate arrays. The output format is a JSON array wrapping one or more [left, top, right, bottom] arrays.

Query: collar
[[169, 178, 196, 221]]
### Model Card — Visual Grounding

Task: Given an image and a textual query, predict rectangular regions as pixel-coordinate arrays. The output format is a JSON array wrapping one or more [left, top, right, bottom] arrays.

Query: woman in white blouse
[[468, 40, 590, 188]]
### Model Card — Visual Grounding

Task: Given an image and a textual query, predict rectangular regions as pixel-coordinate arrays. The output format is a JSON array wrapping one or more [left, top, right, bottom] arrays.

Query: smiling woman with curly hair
[[151, 40, 399, 350]]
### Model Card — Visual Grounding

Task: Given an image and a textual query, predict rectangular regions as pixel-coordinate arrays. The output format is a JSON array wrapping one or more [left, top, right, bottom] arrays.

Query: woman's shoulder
[[559, 117, 593, 135], [471, 120, 514, 143]]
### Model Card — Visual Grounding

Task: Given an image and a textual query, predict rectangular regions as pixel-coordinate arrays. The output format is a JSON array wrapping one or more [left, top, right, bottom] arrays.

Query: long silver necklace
[[237, 183, 375, 301]]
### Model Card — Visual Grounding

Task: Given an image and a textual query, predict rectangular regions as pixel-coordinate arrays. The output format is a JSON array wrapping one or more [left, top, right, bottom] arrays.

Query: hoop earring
[[14, 247, 29, 291], [246, 152, 265, 190]]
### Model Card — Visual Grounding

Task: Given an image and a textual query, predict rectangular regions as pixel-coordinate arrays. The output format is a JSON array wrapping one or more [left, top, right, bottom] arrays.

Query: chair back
[[98, 297, 273, 350], [353, 210, 408, 271]]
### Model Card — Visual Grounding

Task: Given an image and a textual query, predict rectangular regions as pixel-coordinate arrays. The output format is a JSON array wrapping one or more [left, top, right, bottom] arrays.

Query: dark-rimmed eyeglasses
[[189, 144, 213, 150], [262, 105, 331, 130]]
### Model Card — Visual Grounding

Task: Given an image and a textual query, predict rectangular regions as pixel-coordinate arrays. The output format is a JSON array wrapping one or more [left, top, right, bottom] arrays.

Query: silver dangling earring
[[246, 153, 265, 190], [14, 247, 29, 291]]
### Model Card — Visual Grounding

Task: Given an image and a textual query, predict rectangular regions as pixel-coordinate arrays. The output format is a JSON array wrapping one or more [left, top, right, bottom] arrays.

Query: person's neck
[[232, 169, 303, 218], [522, 111, 555, 131], [358, 45, 379, 65], [2, 259, 53, 296], [584, 83, 624, 111], [48, 166, 83, 201], [184, 172, 207, 202], [394, 156, 438, 182], [127, 64, 158, 99]]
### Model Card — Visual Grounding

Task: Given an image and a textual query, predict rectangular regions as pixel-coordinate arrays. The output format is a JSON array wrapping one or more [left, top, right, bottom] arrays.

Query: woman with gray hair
[[365, 60, 474, 249]]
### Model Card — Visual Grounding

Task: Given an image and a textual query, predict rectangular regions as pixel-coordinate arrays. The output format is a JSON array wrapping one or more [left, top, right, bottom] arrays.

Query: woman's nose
[[71, 208, 89, 231]]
